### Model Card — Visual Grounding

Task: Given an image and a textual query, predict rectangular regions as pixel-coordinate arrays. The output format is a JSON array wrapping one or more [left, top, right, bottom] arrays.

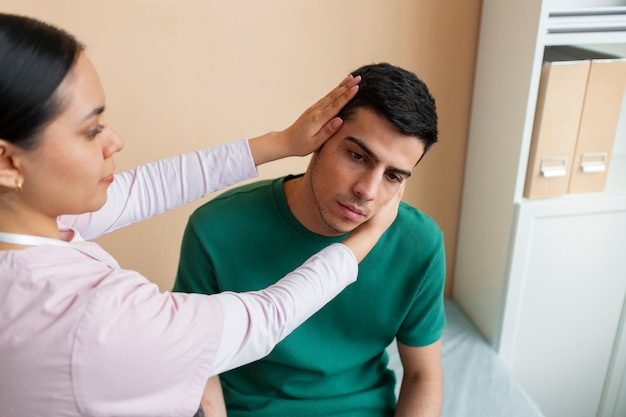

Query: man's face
[[306, 107, 425, 236]]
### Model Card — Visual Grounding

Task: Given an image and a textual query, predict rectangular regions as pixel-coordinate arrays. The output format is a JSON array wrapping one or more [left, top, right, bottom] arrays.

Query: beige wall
[[3, 0, 480, 295]]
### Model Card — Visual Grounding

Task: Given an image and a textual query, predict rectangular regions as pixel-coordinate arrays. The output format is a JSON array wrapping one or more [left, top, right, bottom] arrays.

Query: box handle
[[580, 152, 607, 173], [540, 157, 568, 178]]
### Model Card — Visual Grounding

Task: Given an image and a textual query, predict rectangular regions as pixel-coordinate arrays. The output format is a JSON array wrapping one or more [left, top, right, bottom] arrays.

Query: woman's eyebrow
[[82, 105, 105, 122], [345, 136, 412, 178]]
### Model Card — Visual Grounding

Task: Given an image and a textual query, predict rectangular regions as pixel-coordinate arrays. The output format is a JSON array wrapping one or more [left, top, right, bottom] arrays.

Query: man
[[174, 63, 445, 417]]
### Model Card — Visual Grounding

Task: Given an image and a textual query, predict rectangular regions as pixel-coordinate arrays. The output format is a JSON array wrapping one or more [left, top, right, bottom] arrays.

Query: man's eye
[[350, 151, 365, 161], [387, 172, 403, 183]]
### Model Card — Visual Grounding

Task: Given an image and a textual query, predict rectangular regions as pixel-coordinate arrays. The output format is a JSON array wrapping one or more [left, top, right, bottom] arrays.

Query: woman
[[0, 13, 403, 417]]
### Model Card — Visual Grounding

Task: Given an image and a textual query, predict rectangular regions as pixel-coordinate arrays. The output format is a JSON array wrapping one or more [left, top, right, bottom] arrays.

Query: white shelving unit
[[546, 6, 626, 46], [454, 1, 626, 416]]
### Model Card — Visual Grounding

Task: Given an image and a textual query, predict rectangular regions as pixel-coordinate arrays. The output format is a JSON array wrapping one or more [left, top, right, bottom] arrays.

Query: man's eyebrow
[[345, 136, 412, 178], [82, 106, 105, 122]]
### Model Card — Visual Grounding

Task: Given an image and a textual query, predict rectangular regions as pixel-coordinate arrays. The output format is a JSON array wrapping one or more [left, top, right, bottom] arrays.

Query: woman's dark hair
[[338, 63, 438, 154], [0, 13, 83, 149]]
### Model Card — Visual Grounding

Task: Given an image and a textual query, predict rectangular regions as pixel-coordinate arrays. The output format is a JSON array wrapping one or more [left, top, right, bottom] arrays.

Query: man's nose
[[352, 171, 380, 201]]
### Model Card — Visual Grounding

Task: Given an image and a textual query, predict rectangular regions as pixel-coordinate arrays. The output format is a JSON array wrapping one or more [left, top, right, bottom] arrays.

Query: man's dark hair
[[338, 63, 438, 153]]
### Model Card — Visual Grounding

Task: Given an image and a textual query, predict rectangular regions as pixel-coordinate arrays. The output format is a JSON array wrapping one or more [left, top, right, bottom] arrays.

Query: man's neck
[[283, 175, 333, 237]]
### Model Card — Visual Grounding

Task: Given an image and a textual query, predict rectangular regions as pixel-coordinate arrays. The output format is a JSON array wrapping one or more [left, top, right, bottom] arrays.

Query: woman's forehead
[[54, 53, 106, 122]]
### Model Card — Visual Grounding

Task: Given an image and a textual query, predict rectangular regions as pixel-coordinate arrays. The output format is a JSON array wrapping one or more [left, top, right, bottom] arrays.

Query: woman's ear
[[0, 140, 22, 190]]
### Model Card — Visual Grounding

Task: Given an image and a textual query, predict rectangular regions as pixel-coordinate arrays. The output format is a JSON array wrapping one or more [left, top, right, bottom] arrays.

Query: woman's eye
[[87, 125, 104, 139]]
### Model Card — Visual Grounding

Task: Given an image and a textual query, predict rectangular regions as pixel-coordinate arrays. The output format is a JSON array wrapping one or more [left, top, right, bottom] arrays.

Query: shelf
[[546, 6, 626, 45], [541, 6, 626, 196], [456, 2, 626, 413]]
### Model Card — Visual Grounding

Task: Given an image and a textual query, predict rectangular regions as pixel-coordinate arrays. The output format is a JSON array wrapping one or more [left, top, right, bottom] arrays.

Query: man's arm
[[395, 340, 443, 417], [199, 376, 226, 417]]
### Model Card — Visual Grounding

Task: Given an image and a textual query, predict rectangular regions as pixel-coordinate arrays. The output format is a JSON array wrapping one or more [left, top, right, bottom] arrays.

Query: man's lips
[[339, 202, 366, 221]]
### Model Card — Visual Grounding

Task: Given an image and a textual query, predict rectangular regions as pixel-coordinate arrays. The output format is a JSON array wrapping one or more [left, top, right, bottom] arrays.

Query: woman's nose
[[103, 126, 124, 157]]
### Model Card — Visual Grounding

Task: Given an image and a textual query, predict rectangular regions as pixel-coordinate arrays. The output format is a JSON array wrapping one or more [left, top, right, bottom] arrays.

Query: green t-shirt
[[174, 176, 446, 417]]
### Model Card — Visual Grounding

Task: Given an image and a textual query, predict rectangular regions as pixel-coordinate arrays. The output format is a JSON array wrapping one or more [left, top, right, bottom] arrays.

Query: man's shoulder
[[396, 201, 442, 235], [383, 202, 445, 258], [191, 178, 278, 218], [213, 178, 276, 201]]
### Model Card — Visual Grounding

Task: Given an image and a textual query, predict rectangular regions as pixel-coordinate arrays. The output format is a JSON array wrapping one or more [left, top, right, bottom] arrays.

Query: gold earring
[[16, 178, 23, 191]]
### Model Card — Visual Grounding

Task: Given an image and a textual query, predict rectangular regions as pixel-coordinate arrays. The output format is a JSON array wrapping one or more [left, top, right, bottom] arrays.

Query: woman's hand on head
[[248, 75, 360, 166], [280, 74, 360, 156]]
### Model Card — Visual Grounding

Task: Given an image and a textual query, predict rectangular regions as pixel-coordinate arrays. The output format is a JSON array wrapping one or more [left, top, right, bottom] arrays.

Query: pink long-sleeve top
[[0, 139, 358, 417]]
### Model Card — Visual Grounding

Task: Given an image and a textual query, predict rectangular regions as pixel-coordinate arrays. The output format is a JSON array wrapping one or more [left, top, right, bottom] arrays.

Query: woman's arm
[[58, 140, 256, 240], [59, 75, 360, 240], [248, 74, 360, 165]]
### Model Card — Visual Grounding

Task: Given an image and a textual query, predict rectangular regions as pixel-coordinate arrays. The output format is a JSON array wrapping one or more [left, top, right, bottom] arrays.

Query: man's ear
[[0, 140, 22, 190]]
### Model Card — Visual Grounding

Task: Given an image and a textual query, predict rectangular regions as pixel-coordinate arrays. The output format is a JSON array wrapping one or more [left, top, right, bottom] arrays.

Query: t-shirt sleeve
[[396, 238, 447, 347], [59, 139, 257, 241]]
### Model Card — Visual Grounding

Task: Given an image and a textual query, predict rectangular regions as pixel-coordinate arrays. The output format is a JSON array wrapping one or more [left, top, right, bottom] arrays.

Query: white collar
[[0, 232, 119, 269]]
